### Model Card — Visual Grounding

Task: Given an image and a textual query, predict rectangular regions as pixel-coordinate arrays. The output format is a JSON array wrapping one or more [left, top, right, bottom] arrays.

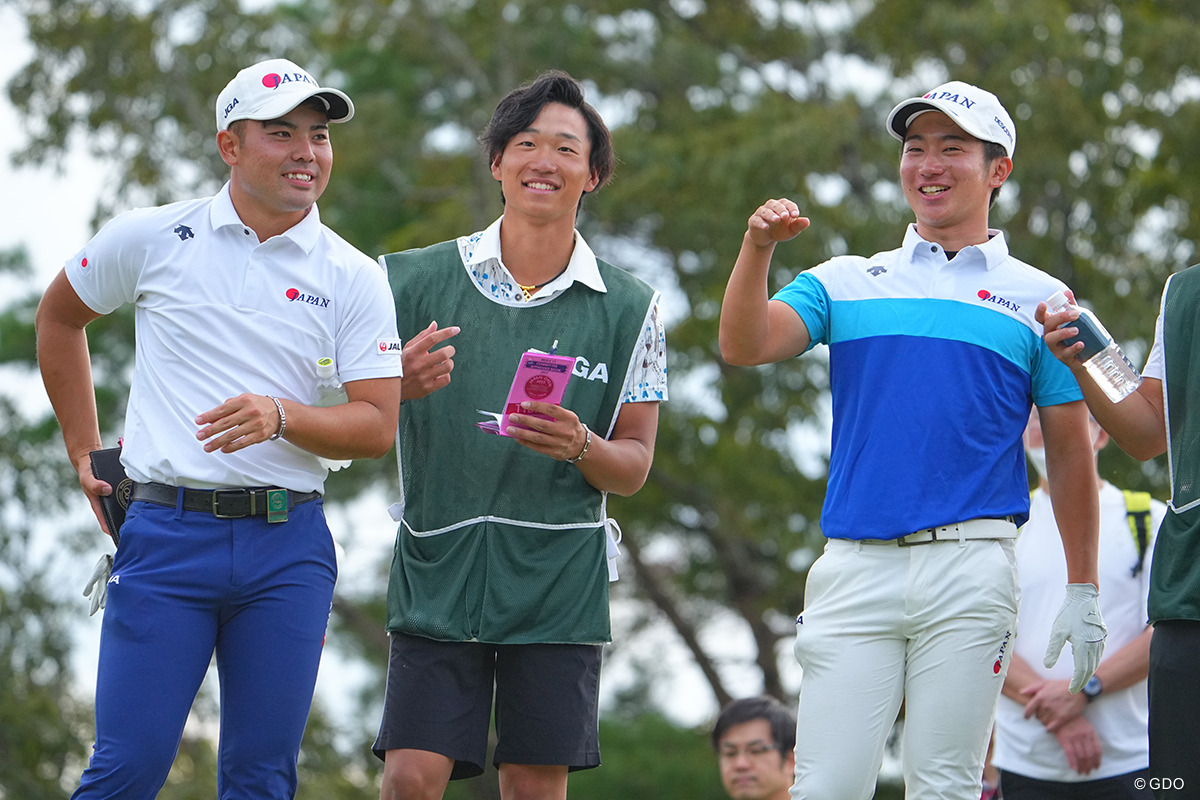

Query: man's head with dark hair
[[712, 696, 797, 800], [712, 696, 796, 753], [480, 70, 615, 207]]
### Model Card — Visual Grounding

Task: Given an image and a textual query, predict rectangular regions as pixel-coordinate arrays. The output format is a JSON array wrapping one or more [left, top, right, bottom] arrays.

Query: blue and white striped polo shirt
[[774, 225, 1082, 540]]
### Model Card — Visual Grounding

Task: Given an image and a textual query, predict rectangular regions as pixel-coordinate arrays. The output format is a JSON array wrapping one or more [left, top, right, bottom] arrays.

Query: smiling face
[[219, 100, 332, 237], [490, 101, 599, 225], [899, 110, 1011, 250]]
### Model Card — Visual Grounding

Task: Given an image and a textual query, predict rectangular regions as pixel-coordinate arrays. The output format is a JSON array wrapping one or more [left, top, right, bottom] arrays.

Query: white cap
[[886, 80, 1016, 158], [316, 356, 336, 379], [216, 58, 353, 132], [1045, 290, 1070, 311]]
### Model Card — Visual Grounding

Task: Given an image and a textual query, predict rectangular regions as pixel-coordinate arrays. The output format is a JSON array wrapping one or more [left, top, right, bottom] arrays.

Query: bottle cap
[[316, 357, 335, 378], [1046, 290, 1069, 311]]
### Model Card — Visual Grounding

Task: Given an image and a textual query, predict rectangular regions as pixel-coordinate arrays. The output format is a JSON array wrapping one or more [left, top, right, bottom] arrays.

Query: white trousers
[[791, 537, 1020, 800]]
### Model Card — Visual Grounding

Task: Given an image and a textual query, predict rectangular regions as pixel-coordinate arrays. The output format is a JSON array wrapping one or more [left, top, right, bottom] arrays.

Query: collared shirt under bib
[[773, 225, 1082, 540], [457, 217, 668, 403], [1141, 267, 1200, 623], [382, 221, 664, 644], [65, 182, 403, 492]]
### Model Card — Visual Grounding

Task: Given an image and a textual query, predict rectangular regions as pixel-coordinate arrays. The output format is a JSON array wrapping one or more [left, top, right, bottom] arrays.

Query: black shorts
[[372, 632, 603, 779]]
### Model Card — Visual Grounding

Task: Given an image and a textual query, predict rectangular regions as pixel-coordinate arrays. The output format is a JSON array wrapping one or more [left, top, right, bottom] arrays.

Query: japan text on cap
[[886, 80, 1016, 158], [216, 58, 354, 132]]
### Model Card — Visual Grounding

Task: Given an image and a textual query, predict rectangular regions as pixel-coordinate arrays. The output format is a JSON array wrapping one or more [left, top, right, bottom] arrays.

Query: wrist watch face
[[1083, 675, 1102, 699]]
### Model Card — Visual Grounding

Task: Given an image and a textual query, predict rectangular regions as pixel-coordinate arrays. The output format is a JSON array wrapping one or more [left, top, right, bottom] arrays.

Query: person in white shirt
[[35, 58, 402, 799], [992, 410, 1159, 799]]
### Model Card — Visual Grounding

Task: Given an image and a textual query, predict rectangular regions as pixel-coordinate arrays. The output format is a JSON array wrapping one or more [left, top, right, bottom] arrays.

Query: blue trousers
[[72, 497, 337, 800]]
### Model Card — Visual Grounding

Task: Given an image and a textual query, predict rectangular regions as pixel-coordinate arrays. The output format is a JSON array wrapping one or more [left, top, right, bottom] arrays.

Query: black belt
[[131, 482, 320, 519]]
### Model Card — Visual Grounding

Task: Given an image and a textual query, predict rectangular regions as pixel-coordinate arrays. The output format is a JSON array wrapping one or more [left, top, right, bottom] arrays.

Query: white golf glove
[[1044, 583, 1107, 693], [83, 553, 113, 616]]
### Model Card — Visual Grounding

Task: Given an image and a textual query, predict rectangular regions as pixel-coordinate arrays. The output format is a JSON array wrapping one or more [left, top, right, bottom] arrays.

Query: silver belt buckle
[[212, 488, 253, 518], [897, 527, 939, 546]]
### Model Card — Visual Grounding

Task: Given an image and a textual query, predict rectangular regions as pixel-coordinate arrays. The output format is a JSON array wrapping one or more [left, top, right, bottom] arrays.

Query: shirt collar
[[460, 215, 607, 295], [209, 182, 323, 252], [900, 224, 1009, 271]]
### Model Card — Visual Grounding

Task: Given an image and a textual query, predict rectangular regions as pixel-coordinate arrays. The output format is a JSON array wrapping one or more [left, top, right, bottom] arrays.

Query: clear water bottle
[[314, 357, 352, 470], [1046, 291, 1141, 403], [315, 357, 348, 407]]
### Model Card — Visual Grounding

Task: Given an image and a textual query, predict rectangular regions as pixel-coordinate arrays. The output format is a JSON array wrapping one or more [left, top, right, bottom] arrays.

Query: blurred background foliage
[[4, 0, 1196, 795]]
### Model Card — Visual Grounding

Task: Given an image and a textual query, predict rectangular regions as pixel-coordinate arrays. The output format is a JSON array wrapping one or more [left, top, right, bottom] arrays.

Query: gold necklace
[[516, 264, 569, 300]]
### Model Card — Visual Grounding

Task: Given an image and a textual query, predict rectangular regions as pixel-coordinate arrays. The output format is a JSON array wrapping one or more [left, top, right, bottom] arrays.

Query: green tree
[[0, 246, 92, 796], [7, 0, 1195, 793], [858, 0, 1198, 491]]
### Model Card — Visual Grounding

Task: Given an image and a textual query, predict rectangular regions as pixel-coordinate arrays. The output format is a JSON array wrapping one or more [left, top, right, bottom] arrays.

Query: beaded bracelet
[[267, 395, 287, 441], [565, 424, 592, 464]]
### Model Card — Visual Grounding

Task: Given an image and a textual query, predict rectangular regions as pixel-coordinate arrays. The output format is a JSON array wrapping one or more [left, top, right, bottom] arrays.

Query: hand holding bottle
[[1043, 291, 1141, 403]]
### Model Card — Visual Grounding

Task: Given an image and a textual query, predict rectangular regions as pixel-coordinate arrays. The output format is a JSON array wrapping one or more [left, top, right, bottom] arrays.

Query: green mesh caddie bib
[[382, 240, 657, 643], [1149, 263, 1200, 623]]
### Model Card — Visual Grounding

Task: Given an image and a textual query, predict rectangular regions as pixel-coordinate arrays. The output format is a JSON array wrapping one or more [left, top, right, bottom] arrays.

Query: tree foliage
[[5, 0, 1197, 793], [0, 247, 92, 795]]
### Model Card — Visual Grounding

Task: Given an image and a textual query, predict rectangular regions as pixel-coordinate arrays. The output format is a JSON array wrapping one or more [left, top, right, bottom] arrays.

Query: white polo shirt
[[66, 183, 402, 492], [992, 483, 1161, 781]]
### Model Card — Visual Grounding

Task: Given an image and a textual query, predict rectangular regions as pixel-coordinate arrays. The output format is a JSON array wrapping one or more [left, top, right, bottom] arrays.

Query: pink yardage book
[[477, 350, 576, 436]]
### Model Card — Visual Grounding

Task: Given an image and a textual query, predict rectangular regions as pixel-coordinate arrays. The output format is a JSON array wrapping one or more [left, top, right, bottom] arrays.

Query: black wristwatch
[[1082, 675, 1103, 702]]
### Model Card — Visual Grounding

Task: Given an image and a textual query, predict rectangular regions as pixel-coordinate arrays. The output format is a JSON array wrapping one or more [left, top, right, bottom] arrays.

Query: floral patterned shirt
[[458, 217, 667, 403]]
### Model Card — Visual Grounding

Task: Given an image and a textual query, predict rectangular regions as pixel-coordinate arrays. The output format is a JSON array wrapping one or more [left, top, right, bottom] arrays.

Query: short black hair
[[479, 69, 615, 205], [984, 140, 1006, 207], [711, 695, 797, 753]]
